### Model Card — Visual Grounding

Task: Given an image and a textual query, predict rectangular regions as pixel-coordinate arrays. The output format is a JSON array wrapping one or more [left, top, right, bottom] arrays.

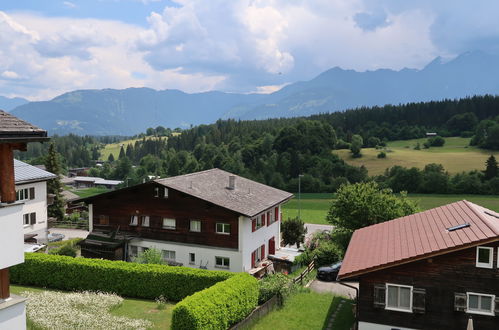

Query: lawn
[[70, 186, 110, 198], [99, 136, 169, 161], [282, 193, 499, 224], [335, 137, 499, 176], [248, 291, 353, 330], [10, 285, 174, 330]]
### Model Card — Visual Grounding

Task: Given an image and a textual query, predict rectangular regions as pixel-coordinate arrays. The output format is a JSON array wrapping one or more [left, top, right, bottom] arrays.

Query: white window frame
[[162, 250, 176, 261], [16, 188, 29, 201], [164, 188, 169, 198], [141, 216, 150, 227], [385, 283, 413, 313], [154, 187, 160, 197], [190, 220, 201, 232], [256, 215, 264, 229], [163, 218, 176, 230], [189, 253, 195, 265], [23, 213, 30, 226], [130, 215, 138, 226], [215, 256, 230, 269], [476, 246, 493, 269], [129, 245, 138, 258], [216, 223, 230, 235], [466, 292, 495, 316]]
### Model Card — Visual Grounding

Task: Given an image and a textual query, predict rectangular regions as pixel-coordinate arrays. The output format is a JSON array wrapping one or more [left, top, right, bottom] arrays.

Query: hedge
[[171, 273, 258, 330], [10, 253, 232, 301]]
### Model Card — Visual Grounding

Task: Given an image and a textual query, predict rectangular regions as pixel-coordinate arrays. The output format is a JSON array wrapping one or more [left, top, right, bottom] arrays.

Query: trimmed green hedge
[[171, 273, 258, 330], [10, 253, 232, 301]]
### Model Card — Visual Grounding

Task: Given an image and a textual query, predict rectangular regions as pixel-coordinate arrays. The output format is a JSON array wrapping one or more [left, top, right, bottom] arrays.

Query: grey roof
[[73, 176, 123, 185], [14, 159, 57, 184], [0, 110, 49, 142], [155, 168, 293, 217]]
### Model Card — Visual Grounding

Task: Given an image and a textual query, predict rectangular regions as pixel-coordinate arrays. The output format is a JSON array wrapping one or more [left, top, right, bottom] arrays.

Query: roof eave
[[0, 136, 50, 143], [338, 236, 499, 280]]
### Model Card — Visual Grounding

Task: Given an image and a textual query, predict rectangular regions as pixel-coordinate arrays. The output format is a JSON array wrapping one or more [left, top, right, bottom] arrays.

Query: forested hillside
[[18, 95, 499, 193]]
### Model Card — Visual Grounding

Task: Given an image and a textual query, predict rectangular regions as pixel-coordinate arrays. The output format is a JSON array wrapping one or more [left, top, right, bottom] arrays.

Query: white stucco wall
[[239, 205, 281, 271], [0, 203, 24, 269], [130, 238, 243, 272], [17, 181, 49, 238], [0, 299, 26, 330]]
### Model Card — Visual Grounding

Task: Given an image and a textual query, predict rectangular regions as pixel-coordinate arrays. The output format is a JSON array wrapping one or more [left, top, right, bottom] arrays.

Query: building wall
[[239, 205, 281, 271], [0, 203, 24, 269], [0, 299, 26, 330], [357, 241, 499, 330], [17, 181, 49, 238], [91, 183, 240, 250], [130, 238, 243, 272]]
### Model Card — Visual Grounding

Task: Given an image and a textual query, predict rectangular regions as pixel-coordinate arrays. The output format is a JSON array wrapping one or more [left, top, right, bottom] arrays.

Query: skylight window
[[446, 223, 470, 232]]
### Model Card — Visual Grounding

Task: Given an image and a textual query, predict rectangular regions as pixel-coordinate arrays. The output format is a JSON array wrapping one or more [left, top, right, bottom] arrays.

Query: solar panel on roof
[[446, 223, 470, 232]]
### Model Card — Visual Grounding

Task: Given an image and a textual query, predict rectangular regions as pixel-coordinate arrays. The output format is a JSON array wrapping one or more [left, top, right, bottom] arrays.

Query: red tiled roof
[[338, 200, 499, 280]]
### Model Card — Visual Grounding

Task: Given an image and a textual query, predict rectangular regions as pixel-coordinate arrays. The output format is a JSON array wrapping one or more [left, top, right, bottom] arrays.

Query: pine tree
[[45, 144, 65, 220], [118, 145, 125, 159], [107, 153, 115, 162], [484, 155, 498, 180]]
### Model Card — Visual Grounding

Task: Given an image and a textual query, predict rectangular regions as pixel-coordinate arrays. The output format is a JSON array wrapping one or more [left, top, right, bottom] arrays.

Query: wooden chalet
[[78, 168, 293, 273], [338, 200, 499, 330]]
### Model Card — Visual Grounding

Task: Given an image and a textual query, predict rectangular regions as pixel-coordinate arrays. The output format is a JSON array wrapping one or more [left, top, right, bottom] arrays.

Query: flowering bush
[[23, 290, 152, 330]]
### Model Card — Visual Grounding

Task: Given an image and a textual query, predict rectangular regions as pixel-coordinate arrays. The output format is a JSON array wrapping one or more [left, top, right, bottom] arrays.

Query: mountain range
[[0, 96, 28, 111], [9, 51, 499, 135]]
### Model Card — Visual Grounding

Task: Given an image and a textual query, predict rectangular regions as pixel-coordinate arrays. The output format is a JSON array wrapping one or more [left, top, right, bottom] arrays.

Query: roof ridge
[[463, 200, 499, 236], [155, 168, 221, 182]]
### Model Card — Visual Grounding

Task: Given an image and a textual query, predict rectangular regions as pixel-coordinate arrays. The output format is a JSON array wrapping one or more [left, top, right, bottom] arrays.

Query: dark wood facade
[[356, 240, 499, 329], [90, 182, 240, 250]]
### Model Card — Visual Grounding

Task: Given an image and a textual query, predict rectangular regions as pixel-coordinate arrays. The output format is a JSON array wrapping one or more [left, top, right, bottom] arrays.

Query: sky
[[1, 0, 498, 101]]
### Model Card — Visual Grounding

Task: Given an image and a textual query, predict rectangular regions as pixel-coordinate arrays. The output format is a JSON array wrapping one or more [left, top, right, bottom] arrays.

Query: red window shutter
[[261, 244, 265, 259], [262, 213, 266, 226], [251, 251, 256, 268], [275, 207, 279, 221], [267, 212, 270, 226], [252, 219, 256, 232]]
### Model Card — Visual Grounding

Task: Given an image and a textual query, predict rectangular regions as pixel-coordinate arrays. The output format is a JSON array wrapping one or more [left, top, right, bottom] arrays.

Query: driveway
[[309, 280, 358, 299], [49, 228, 89, 240]]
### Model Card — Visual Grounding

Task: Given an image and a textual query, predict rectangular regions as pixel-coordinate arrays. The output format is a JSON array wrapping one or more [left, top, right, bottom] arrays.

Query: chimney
[[228, 176, 236, 190]]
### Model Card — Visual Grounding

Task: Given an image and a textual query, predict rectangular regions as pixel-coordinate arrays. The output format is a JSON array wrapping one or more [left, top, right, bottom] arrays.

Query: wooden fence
[[230, 295, 282, 329], [292, 258, 315, 285]]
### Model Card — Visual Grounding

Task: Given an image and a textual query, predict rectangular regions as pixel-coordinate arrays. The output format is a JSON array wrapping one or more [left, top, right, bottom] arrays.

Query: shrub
[[171, 273, 258, 330], [426, 136, 445, 147], [49, 244, 77, 257], [258, 273, 292, 304], [133, 247, 165, 265], [377, 151, 386, 158], [10, 253, 232, 301], [281, 217, 307, 248]]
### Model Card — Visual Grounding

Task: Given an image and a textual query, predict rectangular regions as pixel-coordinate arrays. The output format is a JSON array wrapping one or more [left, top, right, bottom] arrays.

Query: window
[[216, 223, 230, 234], [154, 187, 160, 197], [16, 188, 31, 201], [154, 187, 168, 198], [476, 246, 493, 268], [163, 218, 176, 229], [23, 213, 30, 226], [215, 256, 230, 268], [141, 216, 150, 227], [164, 188, 169, 198], [162, 250, 176, 261], [256, 215, 264, 229], [130, 215, 138, 226], [386, 284, 413, 312], [190, 220, 201, 232], [23, 213, 36, 226], [467, 292, 495, 316], [189, 253, 195, 264]]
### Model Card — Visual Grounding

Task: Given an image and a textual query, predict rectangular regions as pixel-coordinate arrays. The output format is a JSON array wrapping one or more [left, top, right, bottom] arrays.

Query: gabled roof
[[0, 110, 49, 142], [73, 176, 123, 186], [155, 168, 293, 217], [14, 159, 56, 184], [338, 200, 499, 280]]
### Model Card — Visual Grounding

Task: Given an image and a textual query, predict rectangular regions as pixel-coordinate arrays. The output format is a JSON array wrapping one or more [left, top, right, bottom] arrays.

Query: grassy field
[[70, 186, 110, 198], [335, 137, 499, 176], [248, 291, 353, 330], [10, 285, 174, 330], [99, 136, 169, 161], [282, 193, 499, 224]]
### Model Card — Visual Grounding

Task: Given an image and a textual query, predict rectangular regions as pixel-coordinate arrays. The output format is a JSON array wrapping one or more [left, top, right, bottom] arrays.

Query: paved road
[[305, 223, 333, 238], [309, 279, 358, 299]]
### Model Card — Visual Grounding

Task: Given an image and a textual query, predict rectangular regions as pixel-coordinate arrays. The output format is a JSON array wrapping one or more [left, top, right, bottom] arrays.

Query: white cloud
[[63, 1, 77, 9]]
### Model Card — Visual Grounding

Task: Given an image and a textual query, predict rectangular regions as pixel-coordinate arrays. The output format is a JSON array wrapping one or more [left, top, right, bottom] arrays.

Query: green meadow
[[282, 193, 499, 225]]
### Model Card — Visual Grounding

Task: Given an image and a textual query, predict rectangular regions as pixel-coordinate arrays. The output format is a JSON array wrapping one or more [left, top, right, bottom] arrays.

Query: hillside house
[[14, 160, 56, 243], [338, 200, 499, 330], [0, 110, 49, 330], [69, 176, 122, 190], [78, 169, 293, 273]]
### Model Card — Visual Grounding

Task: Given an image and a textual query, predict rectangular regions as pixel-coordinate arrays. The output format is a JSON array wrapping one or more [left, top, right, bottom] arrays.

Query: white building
[[14, 160, 56, 243], [79, 169, 294, 273], [0, 110, 50, 330]]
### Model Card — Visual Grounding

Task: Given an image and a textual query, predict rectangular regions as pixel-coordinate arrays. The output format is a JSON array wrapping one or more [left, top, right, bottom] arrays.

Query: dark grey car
[[316, 261, 342, 281]]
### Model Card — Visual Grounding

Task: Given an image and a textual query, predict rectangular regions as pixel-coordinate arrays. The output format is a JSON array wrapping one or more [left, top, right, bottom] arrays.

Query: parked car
[[317, 261, 342, 281], [24, 244, 46, 253]]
